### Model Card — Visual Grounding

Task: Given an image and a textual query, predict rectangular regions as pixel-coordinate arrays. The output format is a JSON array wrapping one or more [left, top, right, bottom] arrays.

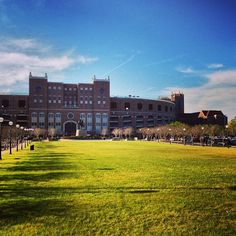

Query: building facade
[[0, 73, 228, 135], [0, 73, 179, 135]]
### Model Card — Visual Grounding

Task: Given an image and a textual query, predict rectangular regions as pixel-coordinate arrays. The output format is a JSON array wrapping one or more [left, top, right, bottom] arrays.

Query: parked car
[[229, 137, 236, 146]]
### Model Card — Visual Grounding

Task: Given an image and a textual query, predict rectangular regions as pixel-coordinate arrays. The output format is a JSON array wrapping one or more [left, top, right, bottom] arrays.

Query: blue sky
[[0, 0, 235, 119]]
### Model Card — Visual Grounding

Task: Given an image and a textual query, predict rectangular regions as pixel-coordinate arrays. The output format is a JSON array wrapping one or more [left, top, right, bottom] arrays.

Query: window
[[165, 105, 168, 112], [80, 87, 83, 90], [53, 86, 56, 90], [73, 88, 76, 91], [124, 102, 130, 110], [110, 102, 117, 109], [103, 101, 106, 104], [58, 86, 61, 90], [158, 105, 162, 111], [48, 86, 51, 89], [136, 115, 143, 120], [39, 122, 45, 128], [85, 101, 88, 104], [102, 113, 108, 119], [89, 101, 92, 104], [39, 99, 43, 103], [137, 103, 142, 110], [67, 112, 74, 119], [18, 100, 26, 108], [55, 113, 61, 122], [48, 100, 51, 103], [89, 87, 92, 91], [31, 112, 37, 118], [31, 122, 37, 127], [96, 113, 101, 123], [55, 113, 61, 118], [80, 101, 83, 104], [39, 112, 45, 118], [85, 87, 88, 90], [48, 113, 54, 118], [98, 101, 101, 104], [148, 104, 153, 111], [34, 99, 37, 103], [87, 113, 92, 119], [48, 122, 54, 127]]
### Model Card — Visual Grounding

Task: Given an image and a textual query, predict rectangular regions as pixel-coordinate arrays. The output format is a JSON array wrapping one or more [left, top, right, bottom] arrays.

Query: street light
[[183, 128, 186, 145], [24, 128, 27, 148], [225, 125, 229, 137], [20, 126, 24, 149], [0, 117, 4, 160], [16, 124, 20, 151], [9, 121, 13, 154], [156, 128, 160, 142]]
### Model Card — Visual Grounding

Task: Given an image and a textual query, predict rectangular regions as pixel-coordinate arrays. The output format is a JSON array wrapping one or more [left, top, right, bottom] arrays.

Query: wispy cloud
[[0, 37, 97, 92], [164, 69, 236, 120], [103, 53, 136, 76], [77, 55, 98, 64], [207, 63, 224, 69], [176, 66, 196, 74], [145, 54, 186, 67]]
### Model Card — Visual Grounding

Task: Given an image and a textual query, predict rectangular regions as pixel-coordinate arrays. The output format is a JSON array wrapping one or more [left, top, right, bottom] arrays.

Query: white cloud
[[0, 37, 97, 92], [176, 66, 196, 74], [77, 55, 98, 64], [207, 63, 224, 69], [206, 70, 236, 86], [164, 69, 236, 120]]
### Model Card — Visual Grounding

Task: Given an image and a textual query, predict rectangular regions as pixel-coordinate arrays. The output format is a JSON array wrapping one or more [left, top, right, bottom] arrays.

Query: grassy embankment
[[0, 140, 235, 235]]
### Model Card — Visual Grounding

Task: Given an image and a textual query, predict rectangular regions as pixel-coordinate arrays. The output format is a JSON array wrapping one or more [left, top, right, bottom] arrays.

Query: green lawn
[[0, 140, 235, 235]]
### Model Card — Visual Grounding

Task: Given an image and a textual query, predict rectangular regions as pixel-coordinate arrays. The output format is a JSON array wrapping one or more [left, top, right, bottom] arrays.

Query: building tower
[[171, 92, 184, 119]]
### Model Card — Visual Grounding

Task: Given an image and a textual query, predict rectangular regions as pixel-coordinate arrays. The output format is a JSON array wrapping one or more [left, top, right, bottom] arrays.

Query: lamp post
[[0, 117, 4, 160], [24, 128, 27, 148], [157, 128, 160, 142], [225, 125, 229, 137], [9, 121, 13, 154], [16, 124, 20, 151], [20, 126, 24, 149], [183, 128, 186, 145], [169, 128, 172, 144]]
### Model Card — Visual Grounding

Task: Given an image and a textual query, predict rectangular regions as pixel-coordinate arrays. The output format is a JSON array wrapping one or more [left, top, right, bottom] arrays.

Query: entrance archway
[[63, 121, 78, 136]]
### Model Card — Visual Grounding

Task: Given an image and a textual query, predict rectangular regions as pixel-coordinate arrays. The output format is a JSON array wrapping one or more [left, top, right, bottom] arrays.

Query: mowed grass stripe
[[0, 140, 235, 235]]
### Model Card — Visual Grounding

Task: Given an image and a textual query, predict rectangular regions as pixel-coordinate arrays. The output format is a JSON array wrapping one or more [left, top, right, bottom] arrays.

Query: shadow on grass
[[6, 153, 76, 172], [97, 168, 114, 171], [0, 198, 72, 225], [0, 150, 80, 226], [0, 171, 79, 182]]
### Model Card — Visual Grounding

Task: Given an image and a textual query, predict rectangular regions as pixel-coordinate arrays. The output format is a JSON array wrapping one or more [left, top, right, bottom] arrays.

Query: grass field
[[0, 140, 235, 235]]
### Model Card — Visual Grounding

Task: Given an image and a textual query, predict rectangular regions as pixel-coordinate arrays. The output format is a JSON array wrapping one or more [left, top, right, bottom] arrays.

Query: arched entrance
[[63, 121, 78, 136]]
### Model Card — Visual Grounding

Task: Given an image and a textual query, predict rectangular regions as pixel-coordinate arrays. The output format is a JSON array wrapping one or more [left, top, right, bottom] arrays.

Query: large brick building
[[0, 73, 227, 135]]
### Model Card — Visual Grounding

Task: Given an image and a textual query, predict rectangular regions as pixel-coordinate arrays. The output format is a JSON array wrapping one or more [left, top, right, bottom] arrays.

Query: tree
[[228, 117, 236, 136], [101, 128, 108, 138], [48, 128, 56, 139], [34, 128, 43, 140], [112, 128, 120, 138], [124, 127, 133, 139]]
